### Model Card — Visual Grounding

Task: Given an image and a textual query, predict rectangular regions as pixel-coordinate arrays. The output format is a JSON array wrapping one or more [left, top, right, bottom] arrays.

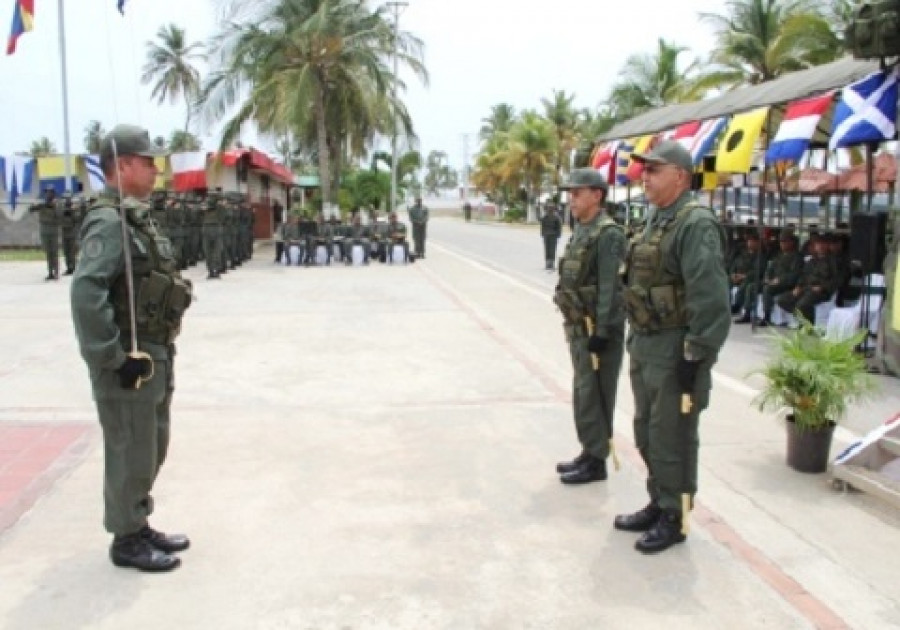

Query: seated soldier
[[345, 213, 371, 264], [386, 212, 411, 262], [730, 231, 764, 318], [282, 215, 304, 265], [330, 216, 349, 262], [304, 213, 333, 265], [828, 233, 862, 305], [776, 234, 838, 324], [369, 211, 389, 262], [749, 231, 804, 326]]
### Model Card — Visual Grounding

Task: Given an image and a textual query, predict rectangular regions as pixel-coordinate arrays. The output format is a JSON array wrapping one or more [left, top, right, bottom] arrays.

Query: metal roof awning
[[597, 57, 882, 142]]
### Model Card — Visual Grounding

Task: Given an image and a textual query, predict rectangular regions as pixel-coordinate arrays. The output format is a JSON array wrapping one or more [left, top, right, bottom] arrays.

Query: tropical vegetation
[[141, 23, 206, 133]]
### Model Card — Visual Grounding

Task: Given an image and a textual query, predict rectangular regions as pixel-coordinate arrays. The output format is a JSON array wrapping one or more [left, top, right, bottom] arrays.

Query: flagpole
[[57, 0, 73, 193]]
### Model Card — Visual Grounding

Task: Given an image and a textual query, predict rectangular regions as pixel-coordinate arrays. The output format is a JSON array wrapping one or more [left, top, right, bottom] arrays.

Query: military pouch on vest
[[166, 278, 192, 330], [623, 286, 655, 331], [553, 288, 585, 325], [649, 285, 681, 328], [577, 286, 598, 316], [136, 271, 173, 329]]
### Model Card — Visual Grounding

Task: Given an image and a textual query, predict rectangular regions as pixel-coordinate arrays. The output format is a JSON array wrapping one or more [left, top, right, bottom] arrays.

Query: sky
[[1, 0, 729, 172]]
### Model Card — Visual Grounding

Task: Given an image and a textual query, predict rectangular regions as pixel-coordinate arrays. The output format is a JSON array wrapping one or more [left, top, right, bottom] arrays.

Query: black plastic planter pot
[[786, 414, 836, 473]]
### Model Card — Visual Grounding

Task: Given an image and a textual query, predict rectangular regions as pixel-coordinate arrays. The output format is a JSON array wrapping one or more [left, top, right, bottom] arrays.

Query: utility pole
[[386, 1, 408, 215], [461, 133, 469, 202]]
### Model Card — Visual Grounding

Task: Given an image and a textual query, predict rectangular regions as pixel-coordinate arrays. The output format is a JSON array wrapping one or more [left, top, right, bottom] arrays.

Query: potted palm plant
[[754, 317, 876, 473]]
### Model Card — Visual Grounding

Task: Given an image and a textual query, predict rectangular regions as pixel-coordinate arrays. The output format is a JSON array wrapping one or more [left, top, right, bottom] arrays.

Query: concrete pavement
[[0, 220, 898, 629]]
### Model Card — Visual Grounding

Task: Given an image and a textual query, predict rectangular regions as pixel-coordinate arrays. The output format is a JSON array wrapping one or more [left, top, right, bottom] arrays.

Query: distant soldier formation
[[277, 210, 416, 266], [29, 187, 256, 281]]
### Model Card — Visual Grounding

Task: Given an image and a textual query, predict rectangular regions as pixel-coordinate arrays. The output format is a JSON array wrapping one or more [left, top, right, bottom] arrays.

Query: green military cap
[[631, 140, 693, 173], [99, 124, 167, 164], [559, 168, 609, 191]]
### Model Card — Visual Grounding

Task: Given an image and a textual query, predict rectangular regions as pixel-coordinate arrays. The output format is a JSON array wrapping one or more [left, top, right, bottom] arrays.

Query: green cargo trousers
[[629, 354, 711, 512], [92, 353, 172, 535], [40, 227, 59, 276], [202, 226, 222, 274], [567, 323, 624, 460]]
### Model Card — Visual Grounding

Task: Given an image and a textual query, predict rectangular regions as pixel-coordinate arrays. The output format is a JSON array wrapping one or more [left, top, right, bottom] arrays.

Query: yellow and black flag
[[715, 108, 769, 173]]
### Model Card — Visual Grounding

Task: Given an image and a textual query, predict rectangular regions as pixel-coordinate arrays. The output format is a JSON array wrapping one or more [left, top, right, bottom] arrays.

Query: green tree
[[141, 24, 206, 132], [29, 137, 56, 158], [201, 0, 427, 210], [169, 130, 202, 152], [83, 120, 106, 154], [695, 0, 842, 91], [500, 111, 557, 219], [422, 150, 457, 195], [479, 103, 516, 143], [541, 89, 579, 188]]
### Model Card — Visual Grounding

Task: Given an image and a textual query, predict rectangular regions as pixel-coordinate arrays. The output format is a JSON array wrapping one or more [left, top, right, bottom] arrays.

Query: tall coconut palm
[[541, 89, 579, 188], [169, 130, 202, 152], [479, 103, 516, 144], [501, 111, 557, 219], [606, 38, 698, 120], [142, 24, 206, 132], [29, 137, 56, 158], [695, 0, 841, 91], [201, 0, 427, 210], [83, 120, 106, 154]]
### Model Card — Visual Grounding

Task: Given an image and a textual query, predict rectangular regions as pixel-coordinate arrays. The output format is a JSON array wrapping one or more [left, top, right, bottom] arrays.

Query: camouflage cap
[[559, 168, 609, 191], [99, 124, 167, 164], [631, 140, 693, 173]]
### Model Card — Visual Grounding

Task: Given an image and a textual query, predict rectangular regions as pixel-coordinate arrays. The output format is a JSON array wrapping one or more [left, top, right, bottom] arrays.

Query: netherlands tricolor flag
[[766, 93, 833, 164]]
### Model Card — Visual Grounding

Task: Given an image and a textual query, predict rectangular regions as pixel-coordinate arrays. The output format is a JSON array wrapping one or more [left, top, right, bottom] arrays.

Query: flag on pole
[[590, 141, 619, 185], [4, 155, 35, 209], [715, 108, 769, 173], [6, 0, 34, 55], [37, 156, 80, 195], [829, 68, 899, 150], [171, 151, 208, 191], [118, 0, 127, 15], [765, 93, 833, 164], [83, 155, 106, 191], [686, 117, 727, 166], [668, 121, 701, 150], [615, 138, 640, 185]]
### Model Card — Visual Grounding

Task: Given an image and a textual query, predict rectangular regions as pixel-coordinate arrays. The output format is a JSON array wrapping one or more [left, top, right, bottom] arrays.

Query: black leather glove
[[677, 358, 701, 393], [117, 356, 153, 390], [587, 335, 609, 353]]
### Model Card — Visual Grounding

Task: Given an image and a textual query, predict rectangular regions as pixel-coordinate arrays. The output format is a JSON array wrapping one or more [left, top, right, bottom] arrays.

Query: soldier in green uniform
[[776, 234, 838, 324], [345, 212, 371, 264], [188, 194, 203, 266], [166, 193, 186, 270], [737, 231, 803, 326], [553, 169, 626, 484], [615, 141, 730, 554], [387, 212, 411, 262], [540, 204, 563, 271], [202, 193, 223, 279], [28, 187, 61, 280], [59, 194, 80, 275], [70, 124, 192, 572], [730, 232, 764, 322], [408, 196, 429, 258]]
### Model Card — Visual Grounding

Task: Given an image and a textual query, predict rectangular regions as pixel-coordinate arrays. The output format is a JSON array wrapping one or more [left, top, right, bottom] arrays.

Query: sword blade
[[110, 139, 139, 354]]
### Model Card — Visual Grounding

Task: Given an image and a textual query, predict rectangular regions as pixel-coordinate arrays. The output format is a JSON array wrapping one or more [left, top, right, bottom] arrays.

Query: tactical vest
[[38, 202, 58, 226], [95, 203, 193, 346], [553, 216, 620, 328], [624, 202, 709, 333]]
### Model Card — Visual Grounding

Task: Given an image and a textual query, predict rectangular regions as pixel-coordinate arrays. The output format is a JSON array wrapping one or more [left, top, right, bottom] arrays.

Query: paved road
[[0, 220, 898, 629]]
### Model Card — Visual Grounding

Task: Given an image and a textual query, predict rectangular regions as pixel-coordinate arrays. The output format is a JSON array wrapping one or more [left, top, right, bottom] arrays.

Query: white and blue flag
[[84, 154, 106, 191], [829, 68, 899, 150]]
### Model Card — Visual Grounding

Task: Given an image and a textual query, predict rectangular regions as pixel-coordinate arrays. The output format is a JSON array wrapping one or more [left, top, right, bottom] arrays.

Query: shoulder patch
[[699, 226, 721, 257], [83, 238, 104, 259]]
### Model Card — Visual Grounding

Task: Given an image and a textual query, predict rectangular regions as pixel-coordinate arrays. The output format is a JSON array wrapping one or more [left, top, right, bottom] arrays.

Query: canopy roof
[[597, 57, 881, 142]]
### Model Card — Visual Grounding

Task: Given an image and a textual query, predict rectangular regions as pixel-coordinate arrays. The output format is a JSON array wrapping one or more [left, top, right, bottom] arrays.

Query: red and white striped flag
[[171, 151, 208, 191]]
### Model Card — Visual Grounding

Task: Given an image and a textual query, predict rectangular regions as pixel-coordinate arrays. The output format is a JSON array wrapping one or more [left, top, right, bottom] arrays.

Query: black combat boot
[[556, 450, 590, 474], [614, 501, 661, 532], [140, 525, 190, 553], [560, 456, 607, 484], [634, 509, 686, 554], [733, 313, 753, 324], [110, 533, 180, 572]]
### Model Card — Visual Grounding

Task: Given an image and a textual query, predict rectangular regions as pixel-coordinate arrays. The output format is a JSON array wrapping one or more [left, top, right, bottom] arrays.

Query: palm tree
[[479, 103, 516, 143], [501, 111, 557, 220], [574, 107, 618, 167], [695, 0, 842, 91], [169, 130, 201, 152], [142, 24, 206, 132], [541, 89, 579, 188], [29, 137, 56, 157], [606, 38, 698, 120], [201, 0, 427, 210], [83, 120, 106, 154]]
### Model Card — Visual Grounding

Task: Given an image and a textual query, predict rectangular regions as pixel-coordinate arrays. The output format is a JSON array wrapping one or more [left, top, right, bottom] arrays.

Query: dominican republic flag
[[7, 0, 34, 55], [591, 141, 619, 185], [84, 155, 106, 191], [766, 93, 833, 164], [830, 68, 899, 150], [171, 151, 208, 191], [687, 117, 728, 166]]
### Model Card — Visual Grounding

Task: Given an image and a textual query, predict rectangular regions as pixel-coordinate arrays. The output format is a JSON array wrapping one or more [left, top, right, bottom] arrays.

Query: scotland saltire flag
[[830, 68, 899, 150], [766, 93, 833, 164], [84, 155, 106, 191]]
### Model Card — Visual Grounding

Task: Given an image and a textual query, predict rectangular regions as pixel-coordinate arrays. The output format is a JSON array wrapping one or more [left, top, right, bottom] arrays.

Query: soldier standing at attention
[[408, 196, 429, 259], [70, 124, 193, 572], [29, 187, 61, 280], [616, 141, 730, 554], [60, 194, 80, 275], [540, 204, 563, 271], [553, 170, 626, 485], [202, 193, 223, 279]]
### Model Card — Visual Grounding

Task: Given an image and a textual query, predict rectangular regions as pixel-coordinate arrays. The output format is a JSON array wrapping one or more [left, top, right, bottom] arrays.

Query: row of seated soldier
[[727, 229, 862, 327], [275, 211, 414, 266]]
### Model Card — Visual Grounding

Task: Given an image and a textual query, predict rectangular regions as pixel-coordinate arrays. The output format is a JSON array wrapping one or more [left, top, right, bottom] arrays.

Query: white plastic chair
[[826, 274, 886, 341]]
